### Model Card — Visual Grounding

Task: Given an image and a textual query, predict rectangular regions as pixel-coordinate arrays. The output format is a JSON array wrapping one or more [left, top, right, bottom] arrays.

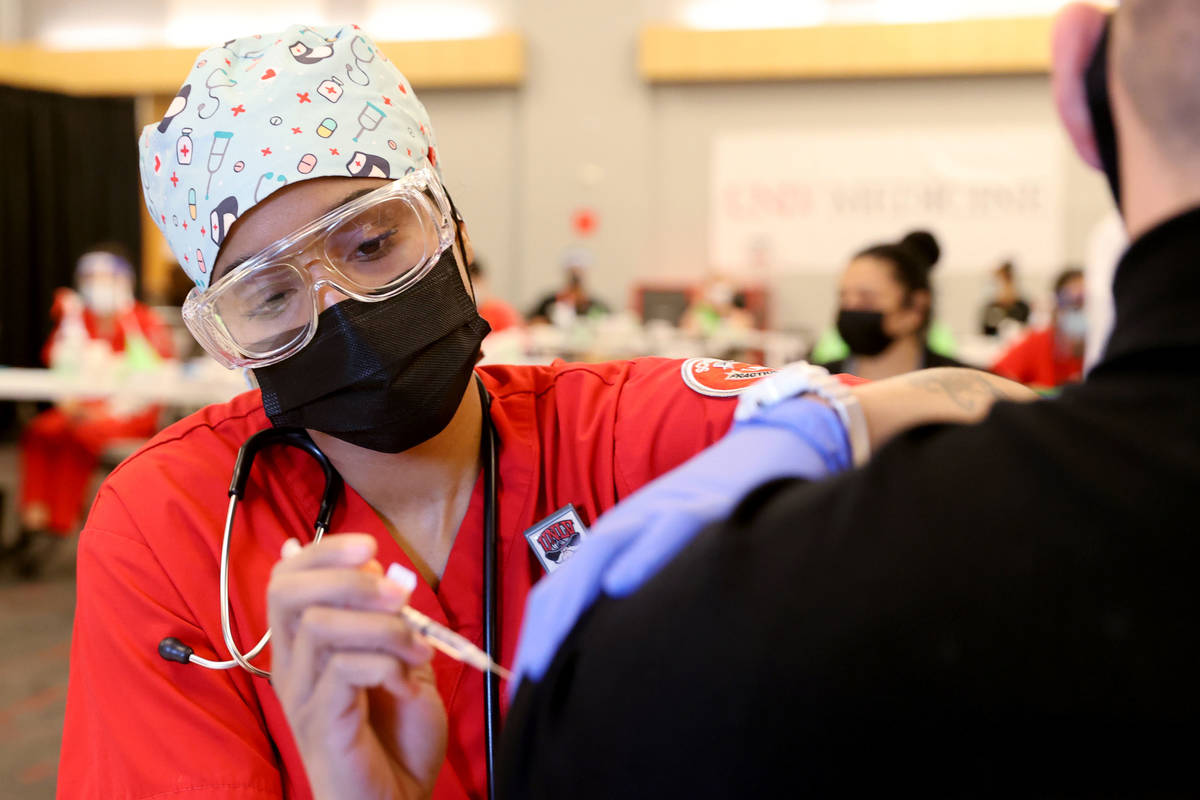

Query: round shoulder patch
[[680, 358, 777, 398]]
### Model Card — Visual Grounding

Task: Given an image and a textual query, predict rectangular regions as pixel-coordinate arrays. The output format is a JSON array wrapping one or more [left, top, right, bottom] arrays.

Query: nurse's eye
[[352, 229, 397, 260], [245, 287, 298, 319]]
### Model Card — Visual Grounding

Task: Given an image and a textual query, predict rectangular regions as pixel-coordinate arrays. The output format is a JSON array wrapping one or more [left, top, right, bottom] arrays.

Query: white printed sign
[[710, 126, 1065, 273]]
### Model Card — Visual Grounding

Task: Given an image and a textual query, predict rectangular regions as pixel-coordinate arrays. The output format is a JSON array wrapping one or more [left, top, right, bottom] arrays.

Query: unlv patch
[[681, 358, 777, 398], [524, 504, 590, 574]]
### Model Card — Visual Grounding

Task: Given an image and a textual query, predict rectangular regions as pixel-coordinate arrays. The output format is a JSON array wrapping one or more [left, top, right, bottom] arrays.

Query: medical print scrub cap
[[140, 24, 441, 290]]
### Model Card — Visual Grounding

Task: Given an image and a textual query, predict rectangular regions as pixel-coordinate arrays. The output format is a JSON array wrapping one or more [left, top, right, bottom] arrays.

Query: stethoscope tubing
[[480, 378, 500, 800], [159, 382, 502, 796]]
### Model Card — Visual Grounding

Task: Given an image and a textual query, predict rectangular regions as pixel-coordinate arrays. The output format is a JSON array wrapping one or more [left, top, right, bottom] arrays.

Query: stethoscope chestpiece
[[158, 636, 194, 664]]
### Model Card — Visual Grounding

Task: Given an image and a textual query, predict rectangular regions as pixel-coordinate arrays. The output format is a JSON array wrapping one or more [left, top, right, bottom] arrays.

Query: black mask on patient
[[1085, 16, 1121, 210], [836, 309, 893, 357], [255, 248, 491, 453]]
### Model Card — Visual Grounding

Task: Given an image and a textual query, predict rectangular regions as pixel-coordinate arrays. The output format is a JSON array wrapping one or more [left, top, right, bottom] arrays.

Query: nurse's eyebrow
[[325, 187, 375, 214], [212, 187, 379, 283], [211, 256, 247, 284]]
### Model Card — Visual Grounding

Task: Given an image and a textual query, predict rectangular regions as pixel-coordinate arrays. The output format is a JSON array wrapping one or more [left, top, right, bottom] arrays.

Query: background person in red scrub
[[59, 26, 1025, 800], [6, 246, 173, 577], [991, 268, 1087, 391], [468, 261, 523, 334]]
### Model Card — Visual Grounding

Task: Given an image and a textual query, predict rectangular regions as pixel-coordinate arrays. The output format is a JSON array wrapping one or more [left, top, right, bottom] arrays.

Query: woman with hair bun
[[820, 230, 966, 380]]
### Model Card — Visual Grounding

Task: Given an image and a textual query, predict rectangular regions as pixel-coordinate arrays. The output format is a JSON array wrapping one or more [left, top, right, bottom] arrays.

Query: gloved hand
[[512, 397, 852, 689]]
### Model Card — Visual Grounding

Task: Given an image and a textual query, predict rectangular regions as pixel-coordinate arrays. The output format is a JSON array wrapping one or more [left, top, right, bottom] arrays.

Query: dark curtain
[[0, 86, 141, 433]]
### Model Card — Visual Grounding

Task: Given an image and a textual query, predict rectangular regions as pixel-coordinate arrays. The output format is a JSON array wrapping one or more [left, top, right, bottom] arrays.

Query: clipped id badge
[[523, 504, 590, 574]]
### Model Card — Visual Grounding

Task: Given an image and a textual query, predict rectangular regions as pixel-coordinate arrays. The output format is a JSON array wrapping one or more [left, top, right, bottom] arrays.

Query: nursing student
[[58, 26, 1030, 800], [10, 247, 173, 578]]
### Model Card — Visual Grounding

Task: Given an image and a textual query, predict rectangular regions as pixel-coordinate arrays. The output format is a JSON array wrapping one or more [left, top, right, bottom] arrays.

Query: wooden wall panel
[[0, 33, 524, 95], [639, 18, 1055, 83]]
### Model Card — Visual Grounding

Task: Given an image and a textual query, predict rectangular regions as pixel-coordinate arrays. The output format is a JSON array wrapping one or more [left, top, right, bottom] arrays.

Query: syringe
[[352, 101, 386, 142], [386, 563, 512, 680]]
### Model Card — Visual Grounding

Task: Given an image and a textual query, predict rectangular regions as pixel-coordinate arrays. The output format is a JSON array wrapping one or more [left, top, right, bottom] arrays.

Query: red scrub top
[[990, 328, 1084, 390], [59, 358, 781, 800]]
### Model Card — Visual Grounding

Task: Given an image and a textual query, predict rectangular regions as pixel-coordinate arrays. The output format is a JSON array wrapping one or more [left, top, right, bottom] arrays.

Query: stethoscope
[[346, 34, 375, 86], [158, 377, 503, 797]]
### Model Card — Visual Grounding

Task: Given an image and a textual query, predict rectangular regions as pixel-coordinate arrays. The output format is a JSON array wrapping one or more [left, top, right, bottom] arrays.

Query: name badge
[[523, 504, 590, 574]]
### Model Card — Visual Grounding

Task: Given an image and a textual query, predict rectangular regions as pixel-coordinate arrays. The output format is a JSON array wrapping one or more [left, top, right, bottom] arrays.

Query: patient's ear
[[1051, 3, 1109, 171]]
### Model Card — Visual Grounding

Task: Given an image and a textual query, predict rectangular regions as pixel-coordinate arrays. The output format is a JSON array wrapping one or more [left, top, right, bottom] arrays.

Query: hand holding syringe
[[280, 537, 511, 680], [384, 563, 512, 680], [272, 534, 451, 800]]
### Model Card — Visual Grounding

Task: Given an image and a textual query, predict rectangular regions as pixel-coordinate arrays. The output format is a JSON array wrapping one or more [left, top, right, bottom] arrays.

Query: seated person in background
[[467, 261, 523, 334], [6, 246, 174, 577], [980, 259, 1033, 336], [991, 267, 1086, 391], [680, 273, 755, 337], [526, 248, 609, 325], [819, 229, 966, 380]]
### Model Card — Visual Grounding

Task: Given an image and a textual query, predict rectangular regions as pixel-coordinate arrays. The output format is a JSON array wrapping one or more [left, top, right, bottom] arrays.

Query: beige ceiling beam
[[639, 17, 1055, 83], [0, 33, 525, 95]]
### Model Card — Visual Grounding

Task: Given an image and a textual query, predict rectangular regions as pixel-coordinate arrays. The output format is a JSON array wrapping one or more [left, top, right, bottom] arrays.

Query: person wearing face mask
[[991, 268, 1087, 391], [55, 27, 842, 800], [820, 229, 967, 381], [498, 4, 1200, 796], [57, 27, 1040, 800], [4, 247, 174, 578]]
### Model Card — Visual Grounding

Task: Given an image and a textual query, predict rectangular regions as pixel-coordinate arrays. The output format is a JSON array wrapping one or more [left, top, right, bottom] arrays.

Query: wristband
[[735, 361, 871, 467]]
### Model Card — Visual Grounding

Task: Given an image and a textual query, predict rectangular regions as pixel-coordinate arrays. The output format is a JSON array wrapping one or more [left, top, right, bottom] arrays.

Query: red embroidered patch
[[680, 358, 777, 398]]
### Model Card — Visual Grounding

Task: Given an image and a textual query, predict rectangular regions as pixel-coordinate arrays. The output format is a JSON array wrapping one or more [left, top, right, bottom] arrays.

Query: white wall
[[645, 75, 1113, 336], [0, 0, 20, 41], [418, 89, 521, 303], [10, 0, 1117, 337], [427, 4, 1114, 336]]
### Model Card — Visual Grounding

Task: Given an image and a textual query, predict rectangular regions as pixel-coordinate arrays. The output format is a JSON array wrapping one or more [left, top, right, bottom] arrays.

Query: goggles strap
[[444, 186, 475, 302]]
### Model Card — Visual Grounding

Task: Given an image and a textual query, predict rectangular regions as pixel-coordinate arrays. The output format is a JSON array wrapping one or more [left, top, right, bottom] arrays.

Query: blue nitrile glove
[[511, 397, 852, 690]]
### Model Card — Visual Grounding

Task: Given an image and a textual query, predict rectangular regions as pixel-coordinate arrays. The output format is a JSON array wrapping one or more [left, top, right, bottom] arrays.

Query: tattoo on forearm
[[904, 370, 1008, 412]]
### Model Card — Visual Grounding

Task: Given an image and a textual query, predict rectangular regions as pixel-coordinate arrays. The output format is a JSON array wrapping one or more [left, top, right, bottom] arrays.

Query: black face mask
[[837, 309, 893, 357], [254, 248, 491, 453], [1085, 17, 1121, 209]]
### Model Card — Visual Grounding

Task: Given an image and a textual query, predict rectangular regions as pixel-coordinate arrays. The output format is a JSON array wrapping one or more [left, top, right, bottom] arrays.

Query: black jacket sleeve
[[500, 394, 1199, 799]]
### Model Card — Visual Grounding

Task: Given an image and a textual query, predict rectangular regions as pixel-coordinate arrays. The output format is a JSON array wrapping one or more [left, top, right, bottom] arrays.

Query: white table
[[0, 363, 251, 409]]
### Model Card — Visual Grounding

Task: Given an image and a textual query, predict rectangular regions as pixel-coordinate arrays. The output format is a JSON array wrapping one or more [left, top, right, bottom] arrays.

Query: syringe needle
[[401, 606, 513, 679], [387, 563, 513, 680]]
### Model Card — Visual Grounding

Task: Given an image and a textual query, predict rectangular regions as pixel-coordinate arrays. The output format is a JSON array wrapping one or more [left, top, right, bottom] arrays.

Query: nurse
[[60, 25, 1025, 800]]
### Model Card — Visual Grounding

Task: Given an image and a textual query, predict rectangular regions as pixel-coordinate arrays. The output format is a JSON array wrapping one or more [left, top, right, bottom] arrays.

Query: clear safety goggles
[[182, 167, 455, 368]]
